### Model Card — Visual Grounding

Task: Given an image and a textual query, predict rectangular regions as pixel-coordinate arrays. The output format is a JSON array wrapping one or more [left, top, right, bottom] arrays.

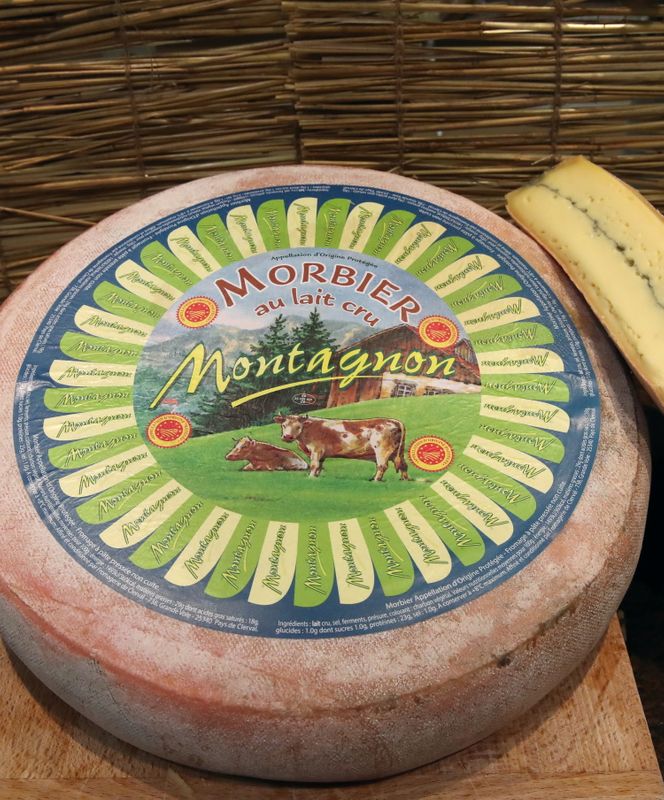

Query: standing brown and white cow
[[225, 437, 308, 471], [273, 414, 409, 481]]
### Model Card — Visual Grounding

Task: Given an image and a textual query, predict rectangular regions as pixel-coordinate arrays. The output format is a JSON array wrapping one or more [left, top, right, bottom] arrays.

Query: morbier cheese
[[0, 166, 650, 782], [506, 156, 664, 411]]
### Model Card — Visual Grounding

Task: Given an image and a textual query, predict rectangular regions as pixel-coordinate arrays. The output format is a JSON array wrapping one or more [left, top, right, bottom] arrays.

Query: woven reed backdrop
[[1, 1, 664, 301]]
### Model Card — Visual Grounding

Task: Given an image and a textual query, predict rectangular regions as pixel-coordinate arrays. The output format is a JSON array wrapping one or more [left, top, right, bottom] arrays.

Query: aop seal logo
[[177, 296, 218, 328], [408, 436, 454, 472], [146, 413, 192, 448], [418, 315, 459, 349]]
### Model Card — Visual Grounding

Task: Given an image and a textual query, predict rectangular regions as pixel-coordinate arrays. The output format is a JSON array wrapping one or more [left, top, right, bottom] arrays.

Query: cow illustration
[[225, 437, 308, 471], [273, 414, 409, 482]]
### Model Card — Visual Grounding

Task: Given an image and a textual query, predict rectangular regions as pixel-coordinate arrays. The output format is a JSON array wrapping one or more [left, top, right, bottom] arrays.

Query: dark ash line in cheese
[[537, 181, 664, 311]]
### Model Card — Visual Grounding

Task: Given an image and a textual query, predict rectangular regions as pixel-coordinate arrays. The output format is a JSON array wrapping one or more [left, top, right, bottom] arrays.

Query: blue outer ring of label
[[12, 183, 600, 638]]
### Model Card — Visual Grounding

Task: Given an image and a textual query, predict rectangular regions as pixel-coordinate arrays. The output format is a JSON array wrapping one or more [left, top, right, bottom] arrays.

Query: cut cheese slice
[[506, 156, 664, 411]]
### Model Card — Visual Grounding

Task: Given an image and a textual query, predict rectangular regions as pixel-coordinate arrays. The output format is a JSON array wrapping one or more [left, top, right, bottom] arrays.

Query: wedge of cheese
[[506, 156, 664, 411]]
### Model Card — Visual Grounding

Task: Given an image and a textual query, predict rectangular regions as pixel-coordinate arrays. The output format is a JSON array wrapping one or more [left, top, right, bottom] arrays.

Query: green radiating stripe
[[76, 466, 169, 524], [130, 497, 215, 569], [59, 332, 141, 364], [412, 493, 486, 566], [450, 457, 537, 520], [479, 374, 570, 403], [470, 321, 554, 352], [205, 518, 269, 598], [360, 512, 415, 597], [48, 426, 142, 470], [363, 209, 416, 258], [407, 236, 474, 282], [93, 281, 164, 326], [140, 242, 199, 291], [447, 273, 521, 313], [257, 199, 289, 250], [294, 522, 334, 607], [476, 416, 565, 463], [44, 386, 134, 413], [316, 198, 351, 248], [196, 214, 243, 266]]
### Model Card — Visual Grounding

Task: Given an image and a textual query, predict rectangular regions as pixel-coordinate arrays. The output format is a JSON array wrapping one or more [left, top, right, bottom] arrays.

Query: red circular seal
[[146, 414, 192, 449], [408, 436, 454, 472], [176, 296, 218, 328], [418, 315, 459, 349]]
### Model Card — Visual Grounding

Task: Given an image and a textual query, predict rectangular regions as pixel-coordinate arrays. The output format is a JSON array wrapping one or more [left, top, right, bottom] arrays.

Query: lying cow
[[274, 414, 409, 482], [225, 437, 308, 471]]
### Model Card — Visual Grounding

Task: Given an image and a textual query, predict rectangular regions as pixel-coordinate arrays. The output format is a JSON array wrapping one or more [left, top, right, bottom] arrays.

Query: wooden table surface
[[1, 617, 662, 800]]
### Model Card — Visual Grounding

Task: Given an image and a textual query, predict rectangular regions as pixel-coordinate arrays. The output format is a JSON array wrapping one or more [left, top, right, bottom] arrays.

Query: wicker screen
[[1, 0, 663, 299]]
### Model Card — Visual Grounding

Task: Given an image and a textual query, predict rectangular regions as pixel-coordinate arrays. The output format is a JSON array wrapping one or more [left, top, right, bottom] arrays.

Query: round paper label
[[13, 183, 600, 638]]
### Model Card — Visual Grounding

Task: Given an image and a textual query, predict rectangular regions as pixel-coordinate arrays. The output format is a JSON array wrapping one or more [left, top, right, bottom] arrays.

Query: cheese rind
[[506, 156, 664, 411]]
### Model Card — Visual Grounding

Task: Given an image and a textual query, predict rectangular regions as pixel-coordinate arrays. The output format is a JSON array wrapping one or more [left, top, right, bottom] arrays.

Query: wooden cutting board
[[0, 616, 662, 800]]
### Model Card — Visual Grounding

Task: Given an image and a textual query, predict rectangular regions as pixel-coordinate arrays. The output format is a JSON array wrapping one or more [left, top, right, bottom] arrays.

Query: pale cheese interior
[[507, 158, 664, 397]]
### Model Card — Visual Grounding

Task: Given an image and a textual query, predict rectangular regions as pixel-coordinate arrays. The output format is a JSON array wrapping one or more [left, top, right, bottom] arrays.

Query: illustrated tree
[[191, 312, 337, 435], [292, 308, 336, 358], [291, 309, 337, 404], [191, 356, 258, 435]]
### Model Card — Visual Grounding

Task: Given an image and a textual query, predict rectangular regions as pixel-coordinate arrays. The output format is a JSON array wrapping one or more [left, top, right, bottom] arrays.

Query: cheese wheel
[[0, 167, 649, 782]]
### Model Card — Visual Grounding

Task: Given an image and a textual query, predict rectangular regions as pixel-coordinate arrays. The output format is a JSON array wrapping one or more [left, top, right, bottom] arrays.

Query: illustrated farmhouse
[[326, 324, 481, 408]]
